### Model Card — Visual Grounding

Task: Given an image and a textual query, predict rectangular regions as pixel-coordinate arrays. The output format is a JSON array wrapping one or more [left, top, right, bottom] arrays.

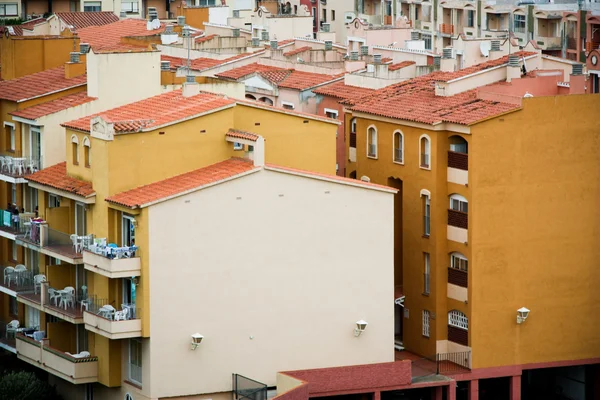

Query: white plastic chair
[[23, 218, 32, 238], [27, 158, 39, 174], [6, 320, 19, 338], [98, 305, 116, 320], [48, 288, 61, 306], [0, 156, 6, 173], [3, 267, 15, 286], [14, 264, 26, 285], [33, 274, 46, 294], [12, 158, 25, 176], [70, 234, 80, 253], [60, 287, 75, 309], [114, 308, 129, 321], [4, 158, 13, 175]]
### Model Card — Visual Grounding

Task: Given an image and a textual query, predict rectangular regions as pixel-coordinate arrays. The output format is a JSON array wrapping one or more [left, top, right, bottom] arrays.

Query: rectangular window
[[423, 253, 430, 294], [83, 1, 101, 11], [422, 34, 432, 51], [467, 10, 475, 28], [0, 3, 18, 16], [199, 0, 216, 5], [312, 7, 317, 27], [11, 242, 18, 261], [233, 142, 244, 151], [423, 195, 430, 236], [28, 186, 38, 213], [282, 102, 295, 110], [450, 198, 468, 213], [450, 254, 468, 272], [48, 194, 61, 208], [121, 1, 139, 13], [4, 123, 15, 151], [11, 183, 17, 204], [9, 296, 18, 316], [325, 109, 338, 119], [331, 10, 335, 21], [26, 306, 40, 328], [422, 310, 430, 337], [129, 339, 143, 385], [322, 8, 326, 23], [72, 141, 79, 165], [514, 14, 526, 33]]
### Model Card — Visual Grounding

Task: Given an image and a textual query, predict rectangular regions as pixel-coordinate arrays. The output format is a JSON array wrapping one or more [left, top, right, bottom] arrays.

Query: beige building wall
[[146, 169, 395, 399]]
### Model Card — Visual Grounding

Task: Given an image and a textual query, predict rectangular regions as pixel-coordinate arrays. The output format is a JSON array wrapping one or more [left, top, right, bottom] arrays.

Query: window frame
[[71, 135, 80, 165], [514, 13, 526, 33], [281, 101, 295, 110], [450, 252, 468, 272], [233, 142, 244, 151], [121, 1, 139, 13], [367, 125, 378, 159], [393, 130, 404, 164], [423, 252, 430, 295], [4, 122, 16, 152], [419, 134, 431, 170], [422, 34, 432, 51], [83, 1, 102, 11], [448, 310, 468, 330], [83, 136, 91, 168], [0, 3, 18, 16], [422, 310, 430, 337], [421, 189, 431, 237], [467, 10, 475, 28], [324, 108, 339, 120], [449, 194, 468, 213], [129, 338, 143, 385]]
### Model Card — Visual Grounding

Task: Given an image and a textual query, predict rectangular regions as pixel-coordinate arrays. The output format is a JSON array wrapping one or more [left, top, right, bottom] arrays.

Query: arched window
[[449, 194, 468, 213], [450, 252, 468, 272], [449, 135, 468, 154], [421, 189, 431, 236], [245, 94, 256, 100], [258, 97, 273, 105], [367, 125, 377, 158], [393, 130, 404, 163], [83, 136, 91, 168], [350, 118, 357, 133], [71, 135, 79, 165], [448, 310, 468, 330], [420, 134, 431, 169]]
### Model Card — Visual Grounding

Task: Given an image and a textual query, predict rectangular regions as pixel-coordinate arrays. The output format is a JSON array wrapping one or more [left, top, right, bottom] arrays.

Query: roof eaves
[[445, 54, 537, 84], [465, 106, 522, 126], [15, 82, 87, 103], [237, 101, 341, 125], [301, 75, 345, 91], [139, 102, 236, 132]]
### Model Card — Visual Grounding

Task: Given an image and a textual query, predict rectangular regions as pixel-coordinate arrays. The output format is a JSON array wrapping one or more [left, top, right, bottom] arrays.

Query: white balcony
[[83, 250, 141, 278], [84, 311, 142, 339]]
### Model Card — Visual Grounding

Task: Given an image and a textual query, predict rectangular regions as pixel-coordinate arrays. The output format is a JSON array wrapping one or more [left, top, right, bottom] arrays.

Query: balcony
[[0, 321, 17, 353], [586, 41, 600, 52], [84, 299, 141, 339], [536, 36, 561, 50], [83, 242, 140, 279], [447, 151, 468, 185], [448, 268, 467, 288], [447, 209, 467, 243], [0, 152, 42, 183], [18, 283, 85, 324], [39, 228, 86, 265], [16, 334, 99, 384], [567, 37, 577, 50], [0, 209, 39, 241], [0, 265, 34, 297], [439, 23, 454, 36]]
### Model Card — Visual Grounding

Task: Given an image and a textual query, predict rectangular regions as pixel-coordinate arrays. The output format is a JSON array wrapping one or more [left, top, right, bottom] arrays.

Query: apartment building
[[343, 50, 600, 398]]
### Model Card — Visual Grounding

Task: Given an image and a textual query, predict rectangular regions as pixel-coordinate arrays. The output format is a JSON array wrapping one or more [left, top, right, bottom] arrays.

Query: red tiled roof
[[348, 53, 536, 125], [55, 12, 119, 31], [195, 34, 217, 43], [77, 18, 164, 53], [312, 81, 376, 104], [381, 57, 393, 63], [388, 60, 416, 71], [283, 46, 312, 56], [215, 63, 287, 80], [226, 129, 259, 141], [0, 67, 87, 102], [161, 52, 265, 72], [236, 99, 340, 124], [279, 70, 343, 90], [62, 90, 235, 133], [106, 158, 258, 208], [27, 162, 95, 197], [10, 92, 96, 120]]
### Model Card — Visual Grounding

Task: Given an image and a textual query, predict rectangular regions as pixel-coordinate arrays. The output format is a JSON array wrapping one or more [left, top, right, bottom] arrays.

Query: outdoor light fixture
[[354, 320, 368, 337], [516, 307, 530, 324], [191, 333, 204, 350]]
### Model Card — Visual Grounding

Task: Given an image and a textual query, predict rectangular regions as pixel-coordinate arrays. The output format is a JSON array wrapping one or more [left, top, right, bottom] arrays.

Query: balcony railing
[[586, 41, 600, 52], [448, 151, 468, 171], [536, 36, 561, 50], [448, 267, 468, 288], [567, 37, 577, 50], [448, 209, 468, 229], [41, 283, 86, 322], [439, 23, 454, 35], [84, 298, 141, 339], [0, 265, 34, 294], [349, 132, 356, 148], [435, 351, 471, 374], [0, 209, 40, 237], [0, 152, 42, 178], [82, 239, 140, 278], [42, 229, 91, 261], [0, 321, 17, 352]]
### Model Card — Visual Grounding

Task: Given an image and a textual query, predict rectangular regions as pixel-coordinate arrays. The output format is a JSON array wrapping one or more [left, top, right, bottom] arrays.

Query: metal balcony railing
[[0, 152, 42, 178], [436, 351, 471, 374]]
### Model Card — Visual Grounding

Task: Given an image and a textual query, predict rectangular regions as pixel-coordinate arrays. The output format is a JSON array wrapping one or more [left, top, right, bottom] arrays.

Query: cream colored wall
[[147, 169, 394, 398]]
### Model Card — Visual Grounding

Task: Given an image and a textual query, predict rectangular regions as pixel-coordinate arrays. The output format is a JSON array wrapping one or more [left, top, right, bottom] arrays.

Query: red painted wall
[[317, 95, 345, 176]]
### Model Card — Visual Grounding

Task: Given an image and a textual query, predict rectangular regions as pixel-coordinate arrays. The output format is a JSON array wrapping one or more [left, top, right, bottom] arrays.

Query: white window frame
[[450, 252, 468, 272], [350, 118, 357, 133], [233, 142, 244, 151], [422, 34, 432, 50], [367, 125, 378, 159], [71, 135, 80, 165], [83, 136, 91, 167], [324, 108, 339, 120], [281, 101, 295, 110], [393, 130, 404, 164], [514, 13, 526, 33], [83, 1, 102, 11], [448, 310, 468, 330], [4, 122, 16, 151], [449, 194, 468, 213], [422, 310, 430, 337], [129, 338, 143, 385], [0, 3, 18, 16], [421, 190, 431, 237], [419, 134, 431, 170], [121, 1, 139, 13], [423, 252, 430, 295]]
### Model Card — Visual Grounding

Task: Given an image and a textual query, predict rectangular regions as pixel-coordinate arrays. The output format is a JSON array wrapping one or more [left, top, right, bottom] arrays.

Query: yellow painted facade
[[347, 93, 600, 370]]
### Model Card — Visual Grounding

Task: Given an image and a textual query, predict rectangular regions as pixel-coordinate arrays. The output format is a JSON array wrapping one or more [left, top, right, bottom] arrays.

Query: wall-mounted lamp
[[191, 333, 204, 350], [354, 320, 368, 337], [516, 307, 530, 324]]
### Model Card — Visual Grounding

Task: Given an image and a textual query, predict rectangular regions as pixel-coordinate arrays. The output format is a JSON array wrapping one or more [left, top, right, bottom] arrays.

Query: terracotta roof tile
[[0, 67, 87, 102], [215, 63, 287, 80], [106, 158, 257, 208], [62, 90, 235, 133], [388, 60, 416, 71], [195, 34, 217, 43], [77, 18, 164, 53], [10, 92, 96, 120], [161, 51, 265, 72], [55, 12, 120, 31], [278, 70, 343, 90], [348, 53, 536, 125], [27, 162, 95, 197], [226, 129, 259, 141], [283, 46, 312, 56], [312, 81, 376, 104]]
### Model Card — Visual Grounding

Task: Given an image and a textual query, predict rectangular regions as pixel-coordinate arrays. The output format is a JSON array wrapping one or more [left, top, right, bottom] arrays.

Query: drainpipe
[[166, 0, 170, 19]]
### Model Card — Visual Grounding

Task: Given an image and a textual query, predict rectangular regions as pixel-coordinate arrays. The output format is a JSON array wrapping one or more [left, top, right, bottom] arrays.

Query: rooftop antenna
[[182, 26, 191, 75]]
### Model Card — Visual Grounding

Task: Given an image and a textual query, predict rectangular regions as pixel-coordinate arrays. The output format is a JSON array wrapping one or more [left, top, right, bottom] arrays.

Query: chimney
[[161, 61, 171, 71], [253, 136, 265, 167], [373, 54, 382, 64], [261, 30, 269, 41], [232, 28, 240, 37], [182, 75, 200, 97], [324, 40, 332, 50], [79, 43, 90, 54], [411, 31, 420, 41], [120, 11, 126, 18], [233, 9, 240, 18], [489, 40, 503, 60], [251, 37, 260, 47], [506, 54, 521, 82], [70, 52, 80, 63], [350, 51, 359, 61], [270, 40, 278, 50], [65, 52, 85, 78], [360, 45, 369, 56], [441, 48, 454, 72], [321, 23, 330, 32], [433, 55, 441, 70], [177, 16, 185, 26], [569, 63, 586, 94]]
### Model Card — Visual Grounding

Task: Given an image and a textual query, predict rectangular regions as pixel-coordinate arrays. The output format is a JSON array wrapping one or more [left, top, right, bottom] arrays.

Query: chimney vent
[[442, 48, 453, 59], [350, 51, 359, 61], [261, 30, 269, 41], [324, 40, 332, 50], [270, 40, 278, 49], [232, 28, 240, 37], [233, 9, 240, 18], [360, 45, 369, 56], [165, 25, 174, 34], [252, 37, 260, 47], [322, 23, 330, 32], [177, 16, 185, 26], [508, 54, 520, 67], [411, 31, 420, 40], [572, 63, 583, 76], [161, 61, 171, 71], [70, 52, 80, 63], [491, 40, 501, 52], [433, 55, 441, 69], [119, 11, 127, 18], [79, 43, 90, 54], [373, 54, 382, 64]]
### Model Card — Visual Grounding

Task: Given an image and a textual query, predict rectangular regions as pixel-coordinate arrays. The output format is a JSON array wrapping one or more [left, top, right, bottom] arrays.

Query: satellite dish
[[523, 92, 534, 98], [480, 41, 491, 57], [151, 19, 160, 30]]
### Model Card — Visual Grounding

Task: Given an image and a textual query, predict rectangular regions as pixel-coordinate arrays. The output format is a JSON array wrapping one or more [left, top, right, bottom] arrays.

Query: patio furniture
[[27, 158, 39, 174], [12, 158, 25, 176], [60, 287, 75, 309], [14, 264, 27, 285], [32, 330, 45, 341], [3, 267, 15, 286], [0, 156, 6, 173], [70, 234, 80, 253], [114, 308, 129, 321], [79, 286, 91, 311], [6, 320, 19, 338], [23, 218, 32, 238], [3, 158, 12, 175], [33, 274, 46, 294], [98, 305, 116, 320], [48, 288, 61, 306]]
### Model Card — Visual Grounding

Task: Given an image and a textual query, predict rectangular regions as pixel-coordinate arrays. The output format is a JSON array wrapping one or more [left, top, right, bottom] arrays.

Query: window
[[322, 8, 326, 23], [71, 135, 80, 165], [350, 118, 357, 133], [0, 3, 17, 16], [199, 0, 216, 5], [83, 136, 91, 168], [393, 131, 403, 163], [467, 10, 475, 27], [83, 1, 101, 11], [28, 186, 38, 215], [282, 102, 295, 110], [422, 34, 432, 50], [422, 191, 430, 236], [448, 310, 468, 330], [233, 142, 244, 150], [9, 296, 18, 316], [11, 183, 16, 204], [450, 252, 468, 272], [423, 252, 430, 295], [367, 126, 377, 158], [325, 109, 338, 119], [514, 14, 526, 33], [49, 194, 61, 208], [121, 1, 139, 13], [122, 214, 136, 247], [11, 242, 18, 261], [125, 394, 134, 400], [129, 339, 142, 385], [4, 123, 15, 151], [26, 306, 40, 328], [449, 194, 468, 213], [294, 5, 297, 14], [75, 203, 87, 236], [420, 135, 431, 169], [331, 9, 335, 21], [422, 310, 430, 337], [312, 7, 317, 27]]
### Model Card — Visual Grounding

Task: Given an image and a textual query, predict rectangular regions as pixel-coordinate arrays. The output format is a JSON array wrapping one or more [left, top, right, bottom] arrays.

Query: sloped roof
[[55, 12, 120, 30], [388, 61, 416, 71], [0, 66, 87, 102], [312, 81, 376, 105], [226, 129, 259, 142], [27, 162, 95, 197], [10, 92, 96, 120], [77, 18, 164, 53]]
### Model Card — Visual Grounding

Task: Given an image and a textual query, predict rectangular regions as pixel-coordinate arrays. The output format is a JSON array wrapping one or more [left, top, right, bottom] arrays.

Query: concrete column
[[434, 386, 444, 400], [510, 375, 521, 400], [468, 379, 479, 400], [448, 381, 457, 400], [373, 391, 381, 400]]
